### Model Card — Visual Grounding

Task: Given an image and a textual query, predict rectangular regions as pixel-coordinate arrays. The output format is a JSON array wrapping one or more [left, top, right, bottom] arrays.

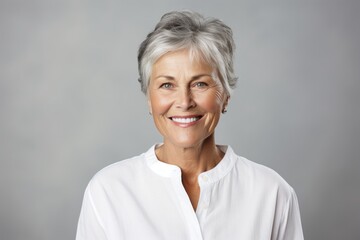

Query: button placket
[[171, 174, 204, 240], [196, 175, 211, 227]]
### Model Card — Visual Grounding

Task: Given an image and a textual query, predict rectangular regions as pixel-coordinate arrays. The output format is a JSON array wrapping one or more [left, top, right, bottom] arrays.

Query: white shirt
[[76, 145, 304, 240]]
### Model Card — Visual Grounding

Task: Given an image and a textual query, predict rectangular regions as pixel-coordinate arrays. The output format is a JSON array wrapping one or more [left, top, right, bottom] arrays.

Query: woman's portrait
[[1, 1, 360, 240], [75, 10, 303, 239]]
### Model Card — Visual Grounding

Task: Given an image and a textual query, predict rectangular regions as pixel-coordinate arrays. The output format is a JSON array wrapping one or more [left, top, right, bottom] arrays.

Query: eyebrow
[[155, 75, 175, 80], [155, 74, 212, 81]]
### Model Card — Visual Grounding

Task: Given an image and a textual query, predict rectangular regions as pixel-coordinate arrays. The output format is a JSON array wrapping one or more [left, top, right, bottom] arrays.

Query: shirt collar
[[144, 144, 236, 183], [145, 144, 181, 178]]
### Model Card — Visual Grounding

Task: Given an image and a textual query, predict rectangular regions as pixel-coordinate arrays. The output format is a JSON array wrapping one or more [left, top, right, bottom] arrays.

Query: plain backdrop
[[1, 0, 359, 239]]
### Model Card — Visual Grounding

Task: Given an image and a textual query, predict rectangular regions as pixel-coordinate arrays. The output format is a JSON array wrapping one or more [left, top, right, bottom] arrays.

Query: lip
[[168, 115, 203, 127]]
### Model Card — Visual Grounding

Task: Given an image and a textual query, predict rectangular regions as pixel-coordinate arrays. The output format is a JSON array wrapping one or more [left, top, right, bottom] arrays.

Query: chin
[[167, 134, 212, 149]]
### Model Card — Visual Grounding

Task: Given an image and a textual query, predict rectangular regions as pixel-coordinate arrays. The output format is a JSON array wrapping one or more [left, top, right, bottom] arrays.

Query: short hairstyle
[[137, 10, 237, 96]]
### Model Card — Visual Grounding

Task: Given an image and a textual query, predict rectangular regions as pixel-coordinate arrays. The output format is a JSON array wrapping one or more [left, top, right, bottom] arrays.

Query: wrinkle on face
[[147, 49, 228, 149]]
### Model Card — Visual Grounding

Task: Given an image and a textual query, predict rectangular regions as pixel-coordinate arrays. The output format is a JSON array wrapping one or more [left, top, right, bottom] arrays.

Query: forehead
[[152, 49, 214, 77]]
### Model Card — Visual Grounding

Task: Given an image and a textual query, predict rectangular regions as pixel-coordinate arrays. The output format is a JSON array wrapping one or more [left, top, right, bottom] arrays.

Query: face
[[148, 49, 228, 149]]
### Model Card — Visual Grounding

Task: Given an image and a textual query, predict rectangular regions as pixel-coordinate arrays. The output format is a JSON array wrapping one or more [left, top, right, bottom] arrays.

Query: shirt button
[[201, 175, 209, 182], [202, 202, 209, 209]]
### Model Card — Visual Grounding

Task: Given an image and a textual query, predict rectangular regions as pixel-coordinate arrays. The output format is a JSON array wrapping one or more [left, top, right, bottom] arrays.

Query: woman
[[76, 11, 304, 240]]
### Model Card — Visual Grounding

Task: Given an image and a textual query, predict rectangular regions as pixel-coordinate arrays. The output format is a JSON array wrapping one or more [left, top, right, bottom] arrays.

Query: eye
[[160, 83, 173, 89], [194, 82, 208, 88]]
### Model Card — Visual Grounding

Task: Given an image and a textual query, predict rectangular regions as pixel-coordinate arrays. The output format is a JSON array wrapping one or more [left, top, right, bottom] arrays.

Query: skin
[[147, 49, 229, 210]]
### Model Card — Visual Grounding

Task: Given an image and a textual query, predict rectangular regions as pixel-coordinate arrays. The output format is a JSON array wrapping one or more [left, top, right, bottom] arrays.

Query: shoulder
[[97, 153, 146, 177], [86, 152, 147, 193], [230, 149, 295, 199]]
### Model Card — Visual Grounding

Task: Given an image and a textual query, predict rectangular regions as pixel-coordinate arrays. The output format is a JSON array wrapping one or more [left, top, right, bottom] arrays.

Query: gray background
[[1, 0, 359, 239]]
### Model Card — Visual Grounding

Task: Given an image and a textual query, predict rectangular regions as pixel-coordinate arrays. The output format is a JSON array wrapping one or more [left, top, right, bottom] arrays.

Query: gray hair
[[137, 10, 237, 96]]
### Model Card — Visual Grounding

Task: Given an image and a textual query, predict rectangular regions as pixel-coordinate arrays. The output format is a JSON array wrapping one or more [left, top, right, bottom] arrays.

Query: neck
[[156, 135, 224, 211], [155, 135, 224, 179]]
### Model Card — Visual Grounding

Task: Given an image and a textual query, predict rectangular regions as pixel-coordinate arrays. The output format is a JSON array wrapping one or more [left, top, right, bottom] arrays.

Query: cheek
[[196, 89, 225, 111], [215, 90, 226, 105], [149, 94, 172, 114]]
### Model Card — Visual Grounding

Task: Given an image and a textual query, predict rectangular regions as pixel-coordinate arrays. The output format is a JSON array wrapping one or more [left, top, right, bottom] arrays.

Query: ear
[[223, 95, 230, 109], [221, 95, 230, 114], [147, 95, 152, 115]]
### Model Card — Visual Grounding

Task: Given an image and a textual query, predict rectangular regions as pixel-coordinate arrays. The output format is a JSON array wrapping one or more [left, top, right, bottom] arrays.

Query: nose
[[176, 87, 196, 110]]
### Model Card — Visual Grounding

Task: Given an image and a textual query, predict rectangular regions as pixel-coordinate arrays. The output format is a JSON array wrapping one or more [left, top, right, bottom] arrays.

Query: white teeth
[[172, 117, 200, 123]]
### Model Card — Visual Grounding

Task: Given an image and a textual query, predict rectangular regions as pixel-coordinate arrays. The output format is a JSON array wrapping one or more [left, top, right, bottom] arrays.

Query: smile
[[169, 116, 202, 124]]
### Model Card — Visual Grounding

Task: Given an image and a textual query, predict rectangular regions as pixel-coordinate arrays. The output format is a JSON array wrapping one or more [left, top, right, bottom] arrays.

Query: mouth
[[169, 115, 203, 124]]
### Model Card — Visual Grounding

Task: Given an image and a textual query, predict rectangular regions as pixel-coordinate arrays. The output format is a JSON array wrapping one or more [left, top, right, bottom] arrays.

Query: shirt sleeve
[[76, 182, 107, 240], [277, 188, 304, 240]]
